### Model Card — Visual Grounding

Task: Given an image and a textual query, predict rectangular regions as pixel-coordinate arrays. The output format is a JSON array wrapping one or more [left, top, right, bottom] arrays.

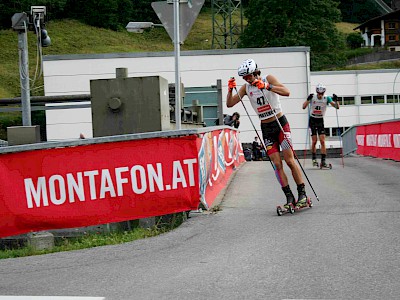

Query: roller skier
[[226, 58, 313, 210], [303, 83, 340, 169]]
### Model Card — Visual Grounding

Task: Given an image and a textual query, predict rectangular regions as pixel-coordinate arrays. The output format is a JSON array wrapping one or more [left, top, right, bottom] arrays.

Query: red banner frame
[[0, 128, 244, 238], [356, 120, 400, 161]]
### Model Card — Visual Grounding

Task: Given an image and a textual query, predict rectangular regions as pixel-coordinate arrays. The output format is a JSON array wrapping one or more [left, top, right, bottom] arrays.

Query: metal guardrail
[[341, 118, 400, 156], [341, 126, 358, 156], [0, 94, 91, 104]]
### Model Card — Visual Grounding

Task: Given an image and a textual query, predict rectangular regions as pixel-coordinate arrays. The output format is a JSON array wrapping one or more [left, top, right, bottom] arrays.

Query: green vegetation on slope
[[0, 9, 214, 99], [0, 6, 385, 100]]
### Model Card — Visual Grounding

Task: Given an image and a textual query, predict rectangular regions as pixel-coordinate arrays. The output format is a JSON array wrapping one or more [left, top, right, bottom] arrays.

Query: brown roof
[[353, 9, 400, 30]]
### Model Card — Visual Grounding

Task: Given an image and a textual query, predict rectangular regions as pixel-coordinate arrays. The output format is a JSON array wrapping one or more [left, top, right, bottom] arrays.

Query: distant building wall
[[311, 69, 400, 148], [43, 47, 311, 148]]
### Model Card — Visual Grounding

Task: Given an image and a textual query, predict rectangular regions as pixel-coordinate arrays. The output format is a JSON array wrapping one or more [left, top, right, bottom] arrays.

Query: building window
[[332, 127, 345, 137], [324, 128, 331, 137], [389, 35, 396, 41], [335, 96, 343, 106], [387, 94, 399, 103], [343, 96, 355, 105], [388, 22, 396, 29], [361, 96, 372, 104], [373, 95, 384, 104], [336, 96, 354, 105]]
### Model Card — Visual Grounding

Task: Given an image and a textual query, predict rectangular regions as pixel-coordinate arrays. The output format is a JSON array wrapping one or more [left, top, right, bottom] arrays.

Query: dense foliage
[[1, 0, 159, 30], [346, 32, 364, 49], [1, 0, 393, 30], [0, 0, 389, 72], [339, 0, 392, 23], [239, 0, 347, 70]]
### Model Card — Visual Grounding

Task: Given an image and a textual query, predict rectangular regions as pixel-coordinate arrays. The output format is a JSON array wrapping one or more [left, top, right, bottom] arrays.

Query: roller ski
[[319, 160, 332, 170], [276, 184, 313, 216], [276, 197, 313, 216]]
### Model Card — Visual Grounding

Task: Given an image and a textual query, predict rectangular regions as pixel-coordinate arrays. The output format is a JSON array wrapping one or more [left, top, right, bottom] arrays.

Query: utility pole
[[151, 0, 204, 129], [173, 0, 182, 129], [18, 28, 31, 126], [12, 6, 51, 126], [12, 12, 31, 126]]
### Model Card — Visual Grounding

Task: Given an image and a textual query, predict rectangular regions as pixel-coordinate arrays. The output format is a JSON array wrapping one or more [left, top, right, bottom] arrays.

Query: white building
[[43, 47, 311, 149], [42, 48, 400, 150], [311, 69, 400, 148]]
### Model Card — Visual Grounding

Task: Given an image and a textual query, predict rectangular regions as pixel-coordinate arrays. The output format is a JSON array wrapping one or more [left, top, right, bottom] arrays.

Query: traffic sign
[[151, 0, 205, 43]]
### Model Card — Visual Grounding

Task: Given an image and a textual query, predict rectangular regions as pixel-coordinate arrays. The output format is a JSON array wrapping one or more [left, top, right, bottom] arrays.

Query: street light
[[126, 1, 203, 130], [126, 14, 182, 130], [125, 22, 164, 33]]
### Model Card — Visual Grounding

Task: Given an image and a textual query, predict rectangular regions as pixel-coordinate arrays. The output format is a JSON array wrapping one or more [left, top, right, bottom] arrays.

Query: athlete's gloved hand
[[252, 79, 270, 90], [307, 93, 314, 101], [228, 77, 236, 91], [332, 94, 339, 108]]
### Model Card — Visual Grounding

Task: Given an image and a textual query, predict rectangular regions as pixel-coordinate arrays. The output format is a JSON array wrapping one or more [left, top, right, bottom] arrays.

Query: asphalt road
[[0, 156, 399, 300]]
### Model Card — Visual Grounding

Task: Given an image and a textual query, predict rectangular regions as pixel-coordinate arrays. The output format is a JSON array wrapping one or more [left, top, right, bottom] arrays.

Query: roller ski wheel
[[312, 160, 319, 168], [320, 162, 332, 170], [276, 203, 295, 216]]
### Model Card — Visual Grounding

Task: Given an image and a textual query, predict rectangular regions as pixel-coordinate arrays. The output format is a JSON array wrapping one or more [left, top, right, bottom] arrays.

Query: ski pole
[[303, 103, 311, 166], [335, 105, 344, 167], [259, 88, 320, 201], [233, 85, 284, 187]]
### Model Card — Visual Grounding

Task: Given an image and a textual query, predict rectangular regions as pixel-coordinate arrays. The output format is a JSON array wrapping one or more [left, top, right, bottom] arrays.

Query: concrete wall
[[43, 47, 311, 149]]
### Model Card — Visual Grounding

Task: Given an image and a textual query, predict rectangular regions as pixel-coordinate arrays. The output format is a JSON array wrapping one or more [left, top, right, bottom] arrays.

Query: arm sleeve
[[327, 96, 333, 104]]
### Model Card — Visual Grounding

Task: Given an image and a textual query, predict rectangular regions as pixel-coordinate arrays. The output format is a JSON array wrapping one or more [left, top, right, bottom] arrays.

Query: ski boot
[[312, 159, 319, 167], [296, 183, 307, 207], [282, 185, 295, 209], [320, 160, 332, 169]]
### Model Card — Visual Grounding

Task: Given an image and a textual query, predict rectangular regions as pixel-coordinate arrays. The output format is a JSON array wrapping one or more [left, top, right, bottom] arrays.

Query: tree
[[339, 0, 390, 23], [239, 0, 346, 70], [346, 32, 364, 49], [63, 0, 158, 30], [1, 0, 68, 30]]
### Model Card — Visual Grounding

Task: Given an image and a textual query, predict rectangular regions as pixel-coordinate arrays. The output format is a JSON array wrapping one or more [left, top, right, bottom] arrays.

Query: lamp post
[[173, 0, 181, 129], [126, 12, 182, 130], [127, 0, 203, 130], [125, 22, 164, 33]]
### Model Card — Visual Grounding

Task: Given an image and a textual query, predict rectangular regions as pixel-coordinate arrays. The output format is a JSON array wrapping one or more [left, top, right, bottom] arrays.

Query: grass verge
[[0, 213, 187, 259]]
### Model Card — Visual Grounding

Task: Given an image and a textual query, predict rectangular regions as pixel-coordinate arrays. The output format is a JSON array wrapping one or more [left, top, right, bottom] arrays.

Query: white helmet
[[238, 59, 258, 76], [316, 83, 326, 93]]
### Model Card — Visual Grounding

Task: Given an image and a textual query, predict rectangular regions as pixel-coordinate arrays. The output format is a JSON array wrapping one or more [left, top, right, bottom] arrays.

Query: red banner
[[197, 129, 245, 209], [0, 136, 200, 238], [0, 128, 244, 238], [356, 120, 400, 161]]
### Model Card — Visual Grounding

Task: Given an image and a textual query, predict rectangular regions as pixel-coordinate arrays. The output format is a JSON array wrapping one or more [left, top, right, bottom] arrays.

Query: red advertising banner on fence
[[0, 136, 199, 238], [356, 120, 400, 161], [0, 128, 244, 238], [197, 129, 245, 209]]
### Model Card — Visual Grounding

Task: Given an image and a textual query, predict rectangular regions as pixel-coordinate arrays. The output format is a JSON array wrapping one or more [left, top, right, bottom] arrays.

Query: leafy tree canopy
[[1, 0, 159, 31], [239, 0, 346, 70], [339, 0, 392, 23]]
